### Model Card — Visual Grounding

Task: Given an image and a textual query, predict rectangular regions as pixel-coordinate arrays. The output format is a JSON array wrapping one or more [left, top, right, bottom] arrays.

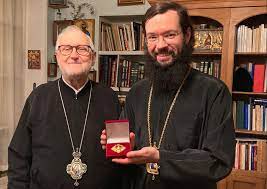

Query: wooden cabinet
[[227, 170, 267, 189], [147, 1, 267, 189]]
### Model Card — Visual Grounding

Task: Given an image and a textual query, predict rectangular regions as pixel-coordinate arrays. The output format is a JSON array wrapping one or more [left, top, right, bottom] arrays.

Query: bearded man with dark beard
[[145, 39, 192, 94], [100, 2, 235, 189]]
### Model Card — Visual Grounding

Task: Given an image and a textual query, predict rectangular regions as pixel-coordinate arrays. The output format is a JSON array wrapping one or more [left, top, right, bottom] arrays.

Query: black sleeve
[[8, 97, 32, 189], [158, 85, 236, 183], [120, 98, 135, 133], [112, 89, 121, 118]]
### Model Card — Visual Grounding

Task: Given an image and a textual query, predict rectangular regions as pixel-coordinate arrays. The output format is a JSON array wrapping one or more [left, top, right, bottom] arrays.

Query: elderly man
[[101, 2, 235, 189], [8, 25, 122, 189]]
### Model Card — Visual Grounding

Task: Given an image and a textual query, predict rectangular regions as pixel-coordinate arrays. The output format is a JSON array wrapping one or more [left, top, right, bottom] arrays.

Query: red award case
[[105, 120, 131, 158]]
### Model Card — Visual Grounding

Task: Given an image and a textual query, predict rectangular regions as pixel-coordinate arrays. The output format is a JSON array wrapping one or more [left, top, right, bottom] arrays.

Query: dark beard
[[145, 42, 192, 95]]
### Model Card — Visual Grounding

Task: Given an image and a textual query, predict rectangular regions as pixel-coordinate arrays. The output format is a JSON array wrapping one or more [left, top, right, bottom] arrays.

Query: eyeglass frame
[[57, 45, 94, 56], [145, 30, 182, 45]]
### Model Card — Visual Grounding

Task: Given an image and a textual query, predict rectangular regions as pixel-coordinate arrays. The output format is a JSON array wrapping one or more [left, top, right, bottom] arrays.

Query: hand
[[112, 146, 160, 165], [100, 129, 135, 150], [100, 129, 107, 150]]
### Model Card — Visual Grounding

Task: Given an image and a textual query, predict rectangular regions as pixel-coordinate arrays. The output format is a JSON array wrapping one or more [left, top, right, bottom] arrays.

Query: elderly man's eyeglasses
[[146, 31, 182, 45], [58, 45, 92, 56]]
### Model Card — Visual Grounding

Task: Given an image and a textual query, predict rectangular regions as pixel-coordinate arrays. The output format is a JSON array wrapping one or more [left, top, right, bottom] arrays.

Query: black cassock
[[122, 69, 236, 189], [8, 79, 123, 189]]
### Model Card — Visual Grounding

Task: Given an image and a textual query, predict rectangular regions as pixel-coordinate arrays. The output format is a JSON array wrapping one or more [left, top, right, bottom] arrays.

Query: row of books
[[191, 59, 220, 78], [99, 56, 145, 88], [233, 99, 267, 132], [239, 62, 267, 93], [236, 24, 267, 53], [100, 21, 145, 51], [234, 139, 267, 171]]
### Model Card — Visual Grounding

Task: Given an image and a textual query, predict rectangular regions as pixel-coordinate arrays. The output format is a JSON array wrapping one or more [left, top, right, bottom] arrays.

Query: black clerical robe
[[8, 79, 123, 189], [123, 69, 236, 189]]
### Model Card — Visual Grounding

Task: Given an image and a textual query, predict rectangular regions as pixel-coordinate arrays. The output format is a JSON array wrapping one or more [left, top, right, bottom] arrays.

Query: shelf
[[48, 5, 69, 9], [99, 51, 145, 56], [100, 15, 144, 22], [235, 129, 267, 137], [192, 51, 222, 56], [194, 28, 223, 31], [231, 169, 267, 176], [235, 52, 267, 57], [232, 91, 267, 98]]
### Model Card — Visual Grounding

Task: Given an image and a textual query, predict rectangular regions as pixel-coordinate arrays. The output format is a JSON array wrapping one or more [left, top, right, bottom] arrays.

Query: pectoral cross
[[146, 142, 160, 180]]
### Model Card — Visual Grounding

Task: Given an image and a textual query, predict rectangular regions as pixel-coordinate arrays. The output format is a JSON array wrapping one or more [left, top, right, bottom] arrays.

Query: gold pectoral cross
[[146, 142, 160, 180]]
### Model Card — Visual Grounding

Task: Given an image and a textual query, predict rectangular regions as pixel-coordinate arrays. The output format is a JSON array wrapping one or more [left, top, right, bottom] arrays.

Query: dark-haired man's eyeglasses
[[58, 45, 92, 56], [146, 31, 182, 45]]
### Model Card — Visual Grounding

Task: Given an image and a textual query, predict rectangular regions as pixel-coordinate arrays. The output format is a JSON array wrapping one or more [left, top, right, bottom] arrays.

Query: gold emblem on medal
[[111, 144, 126, 153]]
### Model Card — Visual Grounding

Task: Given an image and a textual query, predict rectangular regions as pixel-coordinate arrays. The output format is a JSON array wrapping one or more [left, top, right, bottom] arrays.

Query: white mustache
[[68, 61, 81, 64]]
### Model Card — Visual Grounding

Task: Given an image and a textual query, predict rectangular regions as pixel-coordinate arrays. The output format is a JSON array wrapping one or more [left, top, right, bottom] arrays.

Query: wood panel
[[228, 170, 267, 189]]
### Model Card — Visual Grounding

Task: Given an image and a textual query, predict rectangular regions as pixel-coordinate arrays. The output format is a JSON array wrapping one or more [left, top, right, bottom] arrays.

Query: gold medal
[[111, 144, 126, 153], [66, 151, 87, 186]]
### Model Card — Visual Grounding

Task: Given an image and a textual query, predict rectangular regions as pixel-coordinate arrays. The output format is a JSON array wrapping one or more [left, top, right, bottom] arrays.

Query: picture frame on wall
[[118, 0, 145, 6], [74, 19, 95, 44], [53, 19, 95, 45], [28, 50, 41, 69], [53, 20, 73, 45], [49, 0, 67, 6]]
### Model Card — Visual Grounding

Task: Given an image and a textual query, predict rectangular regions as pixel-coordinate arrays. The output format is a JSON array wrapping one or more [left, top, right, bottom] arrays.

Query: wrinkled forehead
[[58, 30, 94, 48]]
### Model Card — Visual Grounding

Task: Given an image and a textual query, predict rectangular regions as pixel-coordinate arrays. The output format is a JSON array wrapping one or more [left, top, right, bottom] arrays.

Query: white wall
[[59, 0, 150, 19], [0, 176, 7, 189], [24, 0, 48, 98]]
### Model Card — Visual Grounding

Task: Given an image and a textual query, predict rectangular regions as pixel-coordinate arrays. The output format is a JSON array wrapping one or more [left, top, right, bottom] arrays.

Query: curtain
[[0, 0, 25, 171]]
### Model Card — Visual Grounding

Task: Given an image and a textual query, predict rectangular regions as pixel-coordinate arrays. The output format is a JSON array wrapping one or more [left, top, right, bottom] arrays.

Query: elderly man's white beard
[[59, 64, 91, 83]]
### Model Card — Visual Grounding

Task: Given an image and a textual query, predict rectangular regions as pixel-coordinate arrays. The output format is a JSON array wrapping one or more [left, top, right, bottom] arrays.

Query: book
[[253, 64, 266, 93]]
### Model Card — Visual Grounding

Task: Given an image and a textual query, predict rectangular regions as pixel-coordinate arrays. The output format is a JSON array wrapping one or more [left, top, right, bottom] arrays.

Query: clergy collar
[[61, 76, 89, 95]]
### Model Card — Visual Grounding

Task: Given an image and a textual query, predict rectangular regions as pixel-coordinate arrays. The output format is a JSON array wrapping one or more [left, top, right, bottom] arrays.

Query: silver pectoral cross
[[66, 149, 87, 186]]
